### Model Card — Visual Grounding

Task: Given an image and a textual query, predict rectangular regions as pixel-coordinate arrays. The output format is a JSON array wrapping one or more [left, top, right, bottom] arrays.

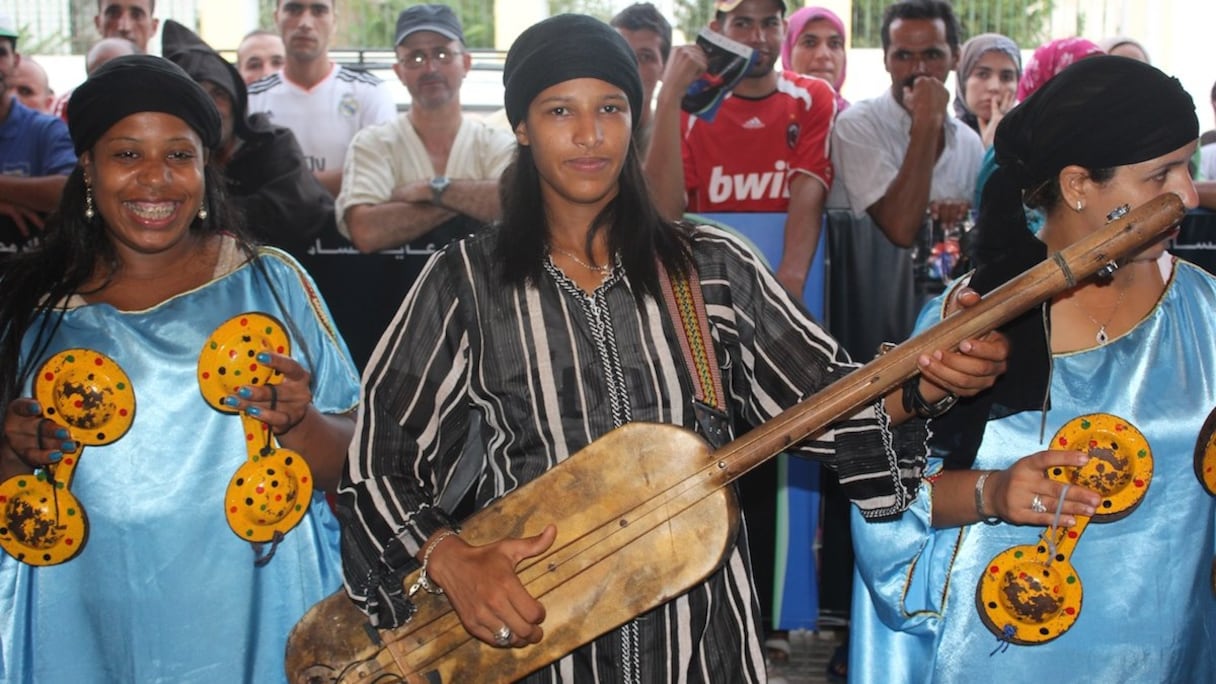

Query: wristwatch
[[429, 176, 451, 206]]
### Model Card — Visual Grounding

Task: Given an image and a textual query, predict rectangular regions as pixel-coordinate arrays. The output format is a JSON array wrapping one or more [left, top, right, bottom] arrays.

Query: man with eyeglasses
[[302, 4, 512, 370], [336, 4, 513, 255], [248, 0, 396, 198]]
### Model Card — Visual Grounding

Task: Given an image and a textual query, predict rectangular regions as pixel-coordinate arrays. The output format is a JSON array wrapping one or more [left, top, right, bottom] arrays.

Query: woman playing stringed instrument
[[338, 14, 1007, 683], [850, 56, 1216, 682], [0, 56, 359, 683]]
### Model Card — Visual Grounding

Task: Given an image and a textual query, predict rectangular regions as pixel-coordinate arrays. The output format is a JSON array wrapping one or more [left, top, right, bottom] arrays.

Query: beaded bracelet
[[408, 528, 459, 597]]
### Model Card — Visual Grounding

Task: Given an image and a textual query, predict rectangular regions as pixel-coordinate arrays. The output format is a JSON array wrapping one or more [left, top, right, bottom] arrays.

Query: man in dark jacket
[[162, 19, 332, 260]]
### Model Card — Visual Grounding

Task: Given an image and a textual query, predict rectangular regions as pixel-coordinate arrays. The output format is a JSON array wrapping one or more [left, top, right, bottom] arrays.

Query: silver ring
[[1030, 494, 1047, 513], [494, 625, 512, 647]]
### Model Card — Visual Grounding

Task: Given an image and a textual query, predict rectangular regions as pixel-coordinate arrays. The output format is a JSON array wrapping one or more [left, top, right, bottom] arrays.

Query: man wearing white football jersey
[[247, 0, 396, 197]]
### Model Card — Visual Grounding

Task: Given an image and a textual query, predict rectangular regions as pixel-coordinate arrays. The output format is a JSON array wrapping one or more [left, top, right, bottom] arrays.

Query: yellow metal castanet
[[977, 414, 1152, 645], [286, 194, 1187, 682], [1192, 405, 1216, 495], [198, 312, 312, 542], [0, 349, 135, 566]]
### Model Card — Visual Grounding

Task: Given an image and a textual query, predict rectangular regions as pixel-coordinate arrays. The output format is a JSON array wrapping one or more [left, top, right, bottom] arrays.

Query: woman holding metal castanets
[[0, 56, 359, 683], [851, 56, 1216, 683]]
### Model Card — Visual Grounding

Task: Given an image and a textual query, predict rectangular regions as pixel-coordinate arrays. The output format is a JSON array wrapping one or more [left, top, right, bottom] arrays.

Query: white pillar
[[198, 0, 259, 52], [494, 0, 548, 51]]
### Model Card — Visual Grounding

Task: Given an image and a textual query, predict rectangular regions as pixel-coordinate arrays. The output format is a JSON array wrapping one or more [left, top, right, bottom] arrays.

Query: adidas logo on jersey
[[708, 161, 790, 203], [742, 116, 764, 129]]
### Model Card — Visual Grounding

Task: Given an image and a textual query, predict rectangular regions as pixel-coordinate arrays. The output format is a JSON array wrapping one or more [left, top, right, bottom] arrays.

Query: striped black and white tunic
[[339, 224, 927, 683]]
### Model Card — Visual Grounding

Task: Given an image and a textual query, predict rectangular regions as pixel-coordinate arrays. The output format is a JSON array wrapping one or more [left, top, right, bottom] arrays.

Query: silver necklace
[[1071, 271, 1133, 345], [550, 245, 612, 275]]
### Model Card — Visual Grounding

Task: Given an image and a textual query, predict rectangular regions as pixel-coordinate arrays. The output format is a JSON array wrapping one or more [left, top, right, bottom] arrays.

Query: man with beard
[[645, 0, 837, 303], [830, 0, 982, 317], [247, 0, 396, 198], [337, 4, 512, 255], [162, 19, 332, 260]]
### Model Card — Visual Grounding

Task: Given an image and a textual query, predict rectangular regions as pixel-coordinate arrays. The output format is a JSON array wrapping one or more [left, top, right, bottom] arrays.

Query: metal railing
[[850, 0, 1054, 49]]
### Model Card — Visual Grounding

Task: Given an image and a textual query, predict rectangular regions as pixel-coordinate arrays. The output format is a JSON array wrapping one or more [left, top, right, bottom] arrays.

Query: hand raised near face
[[902, 75, 950, 124], [660, 45, 711, 97]]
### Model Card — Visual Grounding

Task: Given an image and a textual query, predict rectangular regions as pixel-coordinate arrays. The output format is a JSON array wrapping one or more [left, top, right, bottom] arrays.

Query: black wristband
[[901, 378, 958, 419]]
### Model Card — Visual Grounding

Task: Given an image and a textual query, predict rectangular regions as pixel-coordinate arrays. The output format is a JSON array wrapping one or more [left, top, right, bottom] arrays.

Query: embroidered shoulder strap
[[658, 262, 731, 448]]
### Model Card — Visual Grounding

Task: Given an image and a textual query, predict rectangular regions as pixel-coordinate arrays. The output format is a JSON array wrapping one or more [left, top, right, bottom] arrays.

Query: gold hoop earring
[[85, 185, 95, 220]]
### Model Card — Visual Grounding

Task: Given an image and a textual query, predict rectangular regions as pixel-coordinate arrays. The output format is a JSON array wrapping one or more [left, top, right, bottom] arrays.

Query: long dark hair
[[0, 160, 253, 412], [494, 136, 693, 303]]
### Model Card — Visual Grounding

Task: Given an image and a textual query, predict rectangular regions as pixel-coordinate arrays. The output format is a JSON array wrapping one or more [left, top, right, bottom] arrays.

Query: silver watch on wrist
[[429, 175, 451, 205]]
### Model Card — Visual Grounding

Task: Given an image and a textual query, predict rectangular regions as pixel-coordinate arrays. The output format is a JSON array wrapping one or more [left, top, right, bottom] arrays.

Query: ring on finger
[[268, 384, 278, 412], [494, 625, 512, 647], [1030, 494, 1047, 513]]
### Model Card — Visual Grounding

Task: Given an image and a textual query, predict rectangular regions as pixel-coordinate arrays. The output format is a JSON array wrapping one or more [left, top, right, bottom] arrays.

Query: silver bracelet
[[973, 471, 1000, 525], [408, 528, 459, 597]]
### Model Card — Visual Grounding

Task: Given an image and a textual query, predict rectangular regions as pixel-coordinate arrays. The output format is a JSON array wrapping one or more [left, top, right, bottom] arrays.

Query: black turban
[[503, 14, 643, 131], [935, 56, 1198, 470], [68, 54, 223, 155]]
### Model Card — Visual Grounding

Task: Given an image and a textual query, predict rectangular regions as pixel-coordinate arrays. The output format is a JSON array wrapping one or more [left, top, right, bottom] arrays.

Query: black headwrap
[[503, 14, 644, 131], [68, 54, 223, 155], [935, 55, 1198, 469], [162, 19, 252, 141]]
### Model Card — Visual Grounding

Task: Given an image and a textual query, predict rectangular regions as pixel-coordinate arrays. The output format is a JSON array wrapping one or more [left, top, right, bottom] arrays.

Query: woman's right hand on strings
[[1, 399, 78, 476], [425, 524, 558, 648], [985, 451, 1101, 526]]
